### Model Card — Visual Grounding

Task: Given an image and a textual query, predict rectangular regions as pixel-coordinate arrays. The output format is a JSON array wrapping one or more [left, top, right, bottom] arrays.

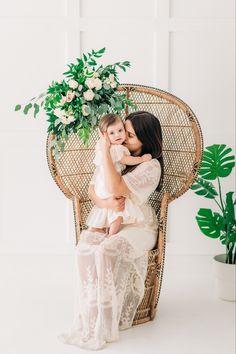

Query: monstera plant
[[191, 144, 236, 264]]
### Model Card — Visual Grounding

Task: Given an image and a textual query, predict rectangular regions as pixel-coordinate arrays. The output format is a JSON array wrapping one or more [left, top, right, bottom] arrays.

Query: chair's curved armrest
[[155, 192, 170, 250]]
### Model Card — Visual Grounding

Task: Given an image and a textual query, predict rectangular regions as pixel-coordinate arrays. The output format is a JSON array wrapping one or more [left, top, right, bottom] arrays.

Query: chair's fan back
[[47, 84, 203, 228]]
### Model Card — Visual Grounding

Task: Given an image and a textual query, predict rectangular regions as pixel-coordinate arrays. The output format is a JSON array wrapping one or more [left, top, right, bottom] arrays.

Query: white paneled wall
[[0, 0, 235, 254]]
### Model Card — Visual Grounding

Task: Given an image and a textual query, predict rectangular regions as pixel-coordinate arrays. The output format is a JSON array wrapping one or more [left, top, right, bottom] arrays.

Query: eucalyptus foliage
[[191, 144, 236, 264], [15, 48, 136, 159]]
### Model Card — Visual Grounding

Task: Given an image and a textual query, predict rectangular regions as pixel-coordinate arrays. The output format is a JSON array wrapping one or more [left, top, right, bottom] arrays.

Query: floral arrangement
[[191, 144, 236, 264], [15, 47, 136, 159]]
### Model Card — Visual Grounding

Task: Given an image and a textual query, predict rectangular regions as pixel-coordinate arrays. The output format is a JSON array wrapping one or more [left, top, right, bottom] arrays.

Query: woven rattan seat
[[46, 84, 203, 325]]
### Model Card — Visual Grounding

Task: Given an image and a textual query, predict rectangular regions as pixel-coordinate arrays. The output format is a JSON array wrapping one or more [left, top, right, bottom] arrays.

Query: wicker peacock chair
[[46, 84, 203, 325]]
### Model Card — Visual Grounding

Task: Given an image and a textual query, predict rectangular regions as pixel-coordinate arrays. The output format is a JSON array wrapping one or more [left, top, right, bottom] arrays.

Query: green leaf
[[88, 60, 97, 66], [110, 97, 116, 107], [224, 192, 236, 241], [196, 208, 224, 238], [101, 103, 109, 112], [122, 61, 131, 67], [199, 144, 235, 180], [98, 47, 106, 54], [33, 103, 40, 118], [15, 104, 21, 111], [23, 103, 33, 115], [84, 105, 91, 115], [94, 94, 101, 100], [190, 177, 218, 199], [103, 83, 110, 90], [91, 115, 97, 126], [225, 192, 235, 220]]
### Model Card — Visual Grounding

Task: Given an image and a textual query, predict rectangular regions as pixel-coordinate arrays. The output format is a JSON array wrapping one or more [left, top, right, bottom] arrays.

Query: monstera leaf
[[224, 192, 236, 241], [191, 177, 218, 199], [199, 144, 235, 180], [196, 208, 224, 238]]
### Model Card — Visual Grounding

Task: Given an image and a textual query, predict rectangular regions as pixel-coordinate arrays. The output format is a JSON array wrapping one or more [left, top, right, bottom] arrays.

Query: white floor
[[0, 252, 235, 354]]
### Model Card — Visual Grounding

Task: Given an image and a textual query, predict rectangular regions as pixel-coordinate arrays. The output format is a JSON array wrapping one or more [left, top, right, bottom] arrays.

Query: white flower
[[66, 90, 76, 102], [60, 116, 69, 125], [94, 78, 102, 91], [54, 108, 66, 118], [55, 116, 75, 126], [82, 104, 91, 116], [78, 85, 83, 91], [110, 81, 117, 89], [93, 71, 99, 78], [54, 118, 61, 126], [68, 79, 79, 89], [83, 89, 95, 101], [60, 96, 67, 105], [109, 74, 115, 81], [54, 107, 75, 125], [104, 78, 110, 85], [85, 78, 97, 89], [85, 76, 102, 90], [67, 115, 75, 123]]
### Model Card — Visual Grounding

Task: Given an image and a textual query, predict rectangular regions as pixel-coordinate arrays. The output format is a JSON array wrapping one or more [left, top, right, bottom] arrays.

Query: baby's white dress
[[86, 140, 145, 228]]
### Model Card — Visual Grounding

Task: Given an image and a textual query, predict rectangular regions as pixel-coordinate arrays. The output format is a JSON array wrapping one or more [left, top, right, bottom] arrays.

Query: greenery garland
[[15, 47, 136, 159]]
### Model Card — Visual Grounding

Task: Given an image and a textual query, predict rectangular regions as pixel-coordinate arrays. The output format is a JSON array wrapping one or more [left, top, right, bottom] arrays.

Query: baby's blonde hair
[[99, 113, 122, 133]]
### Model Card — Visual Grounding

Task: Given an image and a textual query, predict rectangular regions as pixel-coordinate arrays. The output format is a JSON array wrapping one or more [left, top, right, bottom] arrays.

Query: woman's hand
[[88, 184, 125, 211], [106, 195, 125, 212], [98, 129, 111, 153]]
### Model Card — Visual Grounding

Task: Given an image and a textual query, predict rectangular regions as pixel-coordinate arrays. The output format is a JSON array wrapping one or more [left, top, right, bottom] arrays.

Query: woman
[[58, 111, 163, 350]]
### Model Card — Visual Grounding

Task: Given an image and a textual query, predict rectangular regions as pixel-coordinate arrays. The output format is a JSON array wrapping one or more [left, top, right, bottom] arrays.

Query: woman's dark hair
[[122, 111, 164, 191]]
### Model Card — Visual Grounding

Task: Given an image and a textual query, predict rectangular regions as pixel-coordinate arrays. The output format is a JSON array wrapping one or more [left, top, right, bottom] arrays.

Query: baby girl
[[86, 113, 152, 237]]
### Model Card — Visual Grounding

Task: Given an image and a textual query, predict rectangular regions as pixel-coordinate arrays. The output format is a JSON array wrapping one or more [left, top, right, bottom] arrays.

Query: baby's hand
[[141, 153, 152, 162]]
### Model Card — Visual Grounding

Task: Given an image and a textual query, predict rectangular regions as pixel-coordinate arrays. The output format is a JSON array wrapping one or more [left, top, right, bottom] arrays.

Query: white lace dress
[[86, 140, 146, 227], [58, 159, 161, 350]]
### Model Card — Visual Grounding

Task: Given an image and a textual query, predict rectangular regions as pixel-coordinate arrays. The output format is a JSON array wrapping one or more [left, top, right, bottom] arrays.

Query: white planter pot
[[213, 254, 236, 302]]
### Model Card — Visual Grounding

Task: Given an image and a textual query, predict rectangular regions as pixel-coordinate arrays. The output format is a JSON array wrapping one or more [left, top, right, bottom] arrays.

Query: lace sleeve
[[122, 159, 161, 205]]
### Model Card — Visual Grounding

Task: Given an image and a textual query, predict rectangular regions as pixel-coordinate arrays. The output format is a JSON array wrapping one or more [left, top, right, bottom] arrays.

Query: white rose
[[94, 78, 102, 91], [60, 96, 67, 105], [54, 108, 66, 118], [93, 71, 99, 78], [109, 74, 115, 81], [110, 81, 117, 89], [60, 115, 74, 125], [104, 78, 110, 84], [54, 118, 61, 126], [82, 104, 91, 116], [60, 116, 68, 124], [67, 115, 75, 123], [66, 90, 76, 102], [83, 89, 95, 101], [85, 78, 96, 89], [68, 79, 79, 89]]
